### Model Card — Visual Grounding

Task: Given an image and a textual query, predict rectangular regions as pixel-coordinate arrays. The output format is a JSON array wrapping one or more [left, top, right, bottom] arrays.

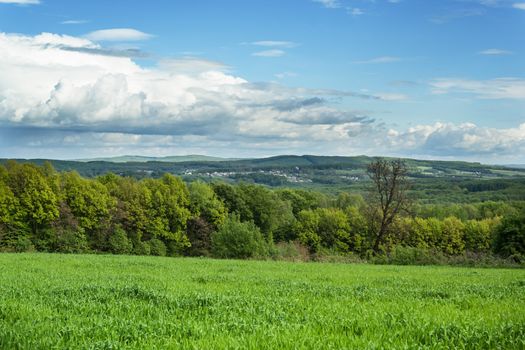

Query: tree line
[[0, 160, 523, 263]]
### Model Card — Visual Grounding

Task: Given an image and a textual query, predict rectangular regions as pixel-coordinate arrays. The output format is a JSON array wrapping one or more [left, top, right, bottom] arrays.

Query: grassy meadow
[[0, 253, 524, 349]]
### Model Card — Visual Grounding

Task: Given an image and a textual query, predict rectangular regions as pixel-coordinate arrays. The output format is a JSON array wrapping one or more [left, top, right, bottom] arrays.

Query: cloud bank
[[0, 31, 524, 161]]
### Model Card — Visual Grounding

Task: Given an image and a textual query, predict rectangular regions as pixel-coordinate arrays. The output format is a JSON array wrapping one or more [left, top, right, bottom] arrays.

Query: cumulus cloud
[[1, 31, 524, 161], [513, 3, 525, 9], [384, 122, 525, 157], [0, 32, 380, 143]]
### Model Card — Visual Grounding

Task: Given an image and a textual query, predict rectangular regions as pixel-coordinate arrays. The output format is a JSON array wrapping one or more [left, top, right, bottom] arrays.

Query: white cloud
[[374, 93, 408, 101], [430, 78, 525, 99], [158, 57, 229, 73], [352, 56, 401, 64], [61, 20, 89, 25], [252, 49, 286, 57], [478, 48, 513, 55], [0, 32, 377, 141], [84, 28, 153, 42], [1, 31, 524, 161], [275, 72, 298, 79], [0, 0, 39, 4], [384, 122, 525, 157], [251, 41, 297, 48], [312, 0, 341, 8], [349, 8, 364, 16], [513, 3, 525, 9]]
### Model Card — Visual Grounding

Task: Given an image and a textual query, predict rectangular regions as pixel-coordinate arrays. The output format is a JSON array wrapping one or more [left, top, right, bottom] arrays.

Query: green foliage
[[6, 162, 59, 234], [293, 210, 321, 253], [344, 206, 367, 252], [335, 192, 365, 210], [61, 171, 114, 233], [185, 217, 214, 256], [237, 183, 295, 241], [0, 160, 523, 263], [188, 181, 227, 228], [108, 227, 133, 255], [316, 208, 352, 252], [494, 209, 525, 260], [277, 188, 324, 216], [133, 240, 151, 256], [293, 208, 363, 254], [148, 238, 167, 256], [463, 218, 496, 252], [44, 226, 90, 254], [0, 180, 22, 248], [211, 182, 252, 220], [13, 236, 35, 253], [439, 217, 466, 255], [212, 215, 269, 259]]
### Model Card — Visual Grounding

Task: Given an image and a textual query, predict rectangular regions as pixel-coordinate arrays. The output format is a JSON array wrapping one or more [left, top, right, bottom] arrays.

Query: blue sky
[[0, 0, 524, 162]]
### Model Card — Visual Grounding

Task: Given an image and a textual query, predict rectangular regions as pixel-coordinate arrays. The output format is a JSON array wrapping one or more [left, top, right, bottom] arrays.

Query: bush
[[14, 236, 35, 253], [53, 229, 89, 254], [108, 227, 132, 255], [212, 215, 269, 259], [149, 238, 167, 256], [133, 240, 151, 256]]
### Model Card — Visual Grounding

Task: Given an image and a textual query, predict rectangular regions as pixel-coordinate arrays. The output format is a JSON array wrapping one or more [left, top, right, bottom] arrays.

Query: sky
[[0, 0, 524, 163]]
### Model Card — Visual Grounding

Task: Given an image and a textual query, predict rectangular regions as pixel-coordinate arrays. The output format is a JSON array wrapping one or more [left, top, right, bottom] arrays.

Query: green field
[[1, 254, 524, 349]]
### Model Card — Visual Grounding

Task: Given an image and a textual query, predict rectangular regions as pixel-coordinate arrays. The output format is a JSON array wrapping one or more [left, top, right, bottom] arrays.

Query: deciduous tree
[[366, 159, 410, 252]]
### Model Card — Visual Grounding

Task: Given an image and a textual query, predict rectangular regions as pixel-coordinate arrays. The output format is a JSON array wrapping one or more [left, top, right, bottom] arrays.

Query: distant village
[[182, 168, 360, 183]]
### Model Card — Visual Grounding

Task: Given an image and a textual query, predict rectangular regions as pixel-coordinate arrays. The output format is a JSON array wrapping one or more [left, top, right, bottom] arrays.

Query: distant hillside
[[74, 155, 242, 163], [2, 155, 525, 180], [2, 155, 525, 202]]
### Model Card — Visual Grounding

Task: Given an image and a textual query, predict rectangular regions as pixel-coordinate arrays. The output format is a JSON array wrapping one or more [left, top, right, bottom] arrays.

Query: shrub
[[14, 236, 35, 253], [133, 240, 151, 256], [149, 238, 167, 256], [212, 215, 269, 259], [53, 229, 89, 254], [108, 227, 132, 255]]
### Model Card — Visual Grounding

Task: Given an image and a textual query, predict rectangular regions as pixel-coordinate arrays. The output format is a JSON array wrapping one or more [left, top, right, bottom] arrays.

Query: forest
[[0, 160, 524, 265]]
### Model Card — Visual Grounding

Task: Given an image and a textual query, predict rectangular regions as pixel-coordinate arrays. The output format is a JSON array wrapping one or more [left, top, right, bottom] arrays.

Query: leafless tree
[[366, 159, 410, 252]]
